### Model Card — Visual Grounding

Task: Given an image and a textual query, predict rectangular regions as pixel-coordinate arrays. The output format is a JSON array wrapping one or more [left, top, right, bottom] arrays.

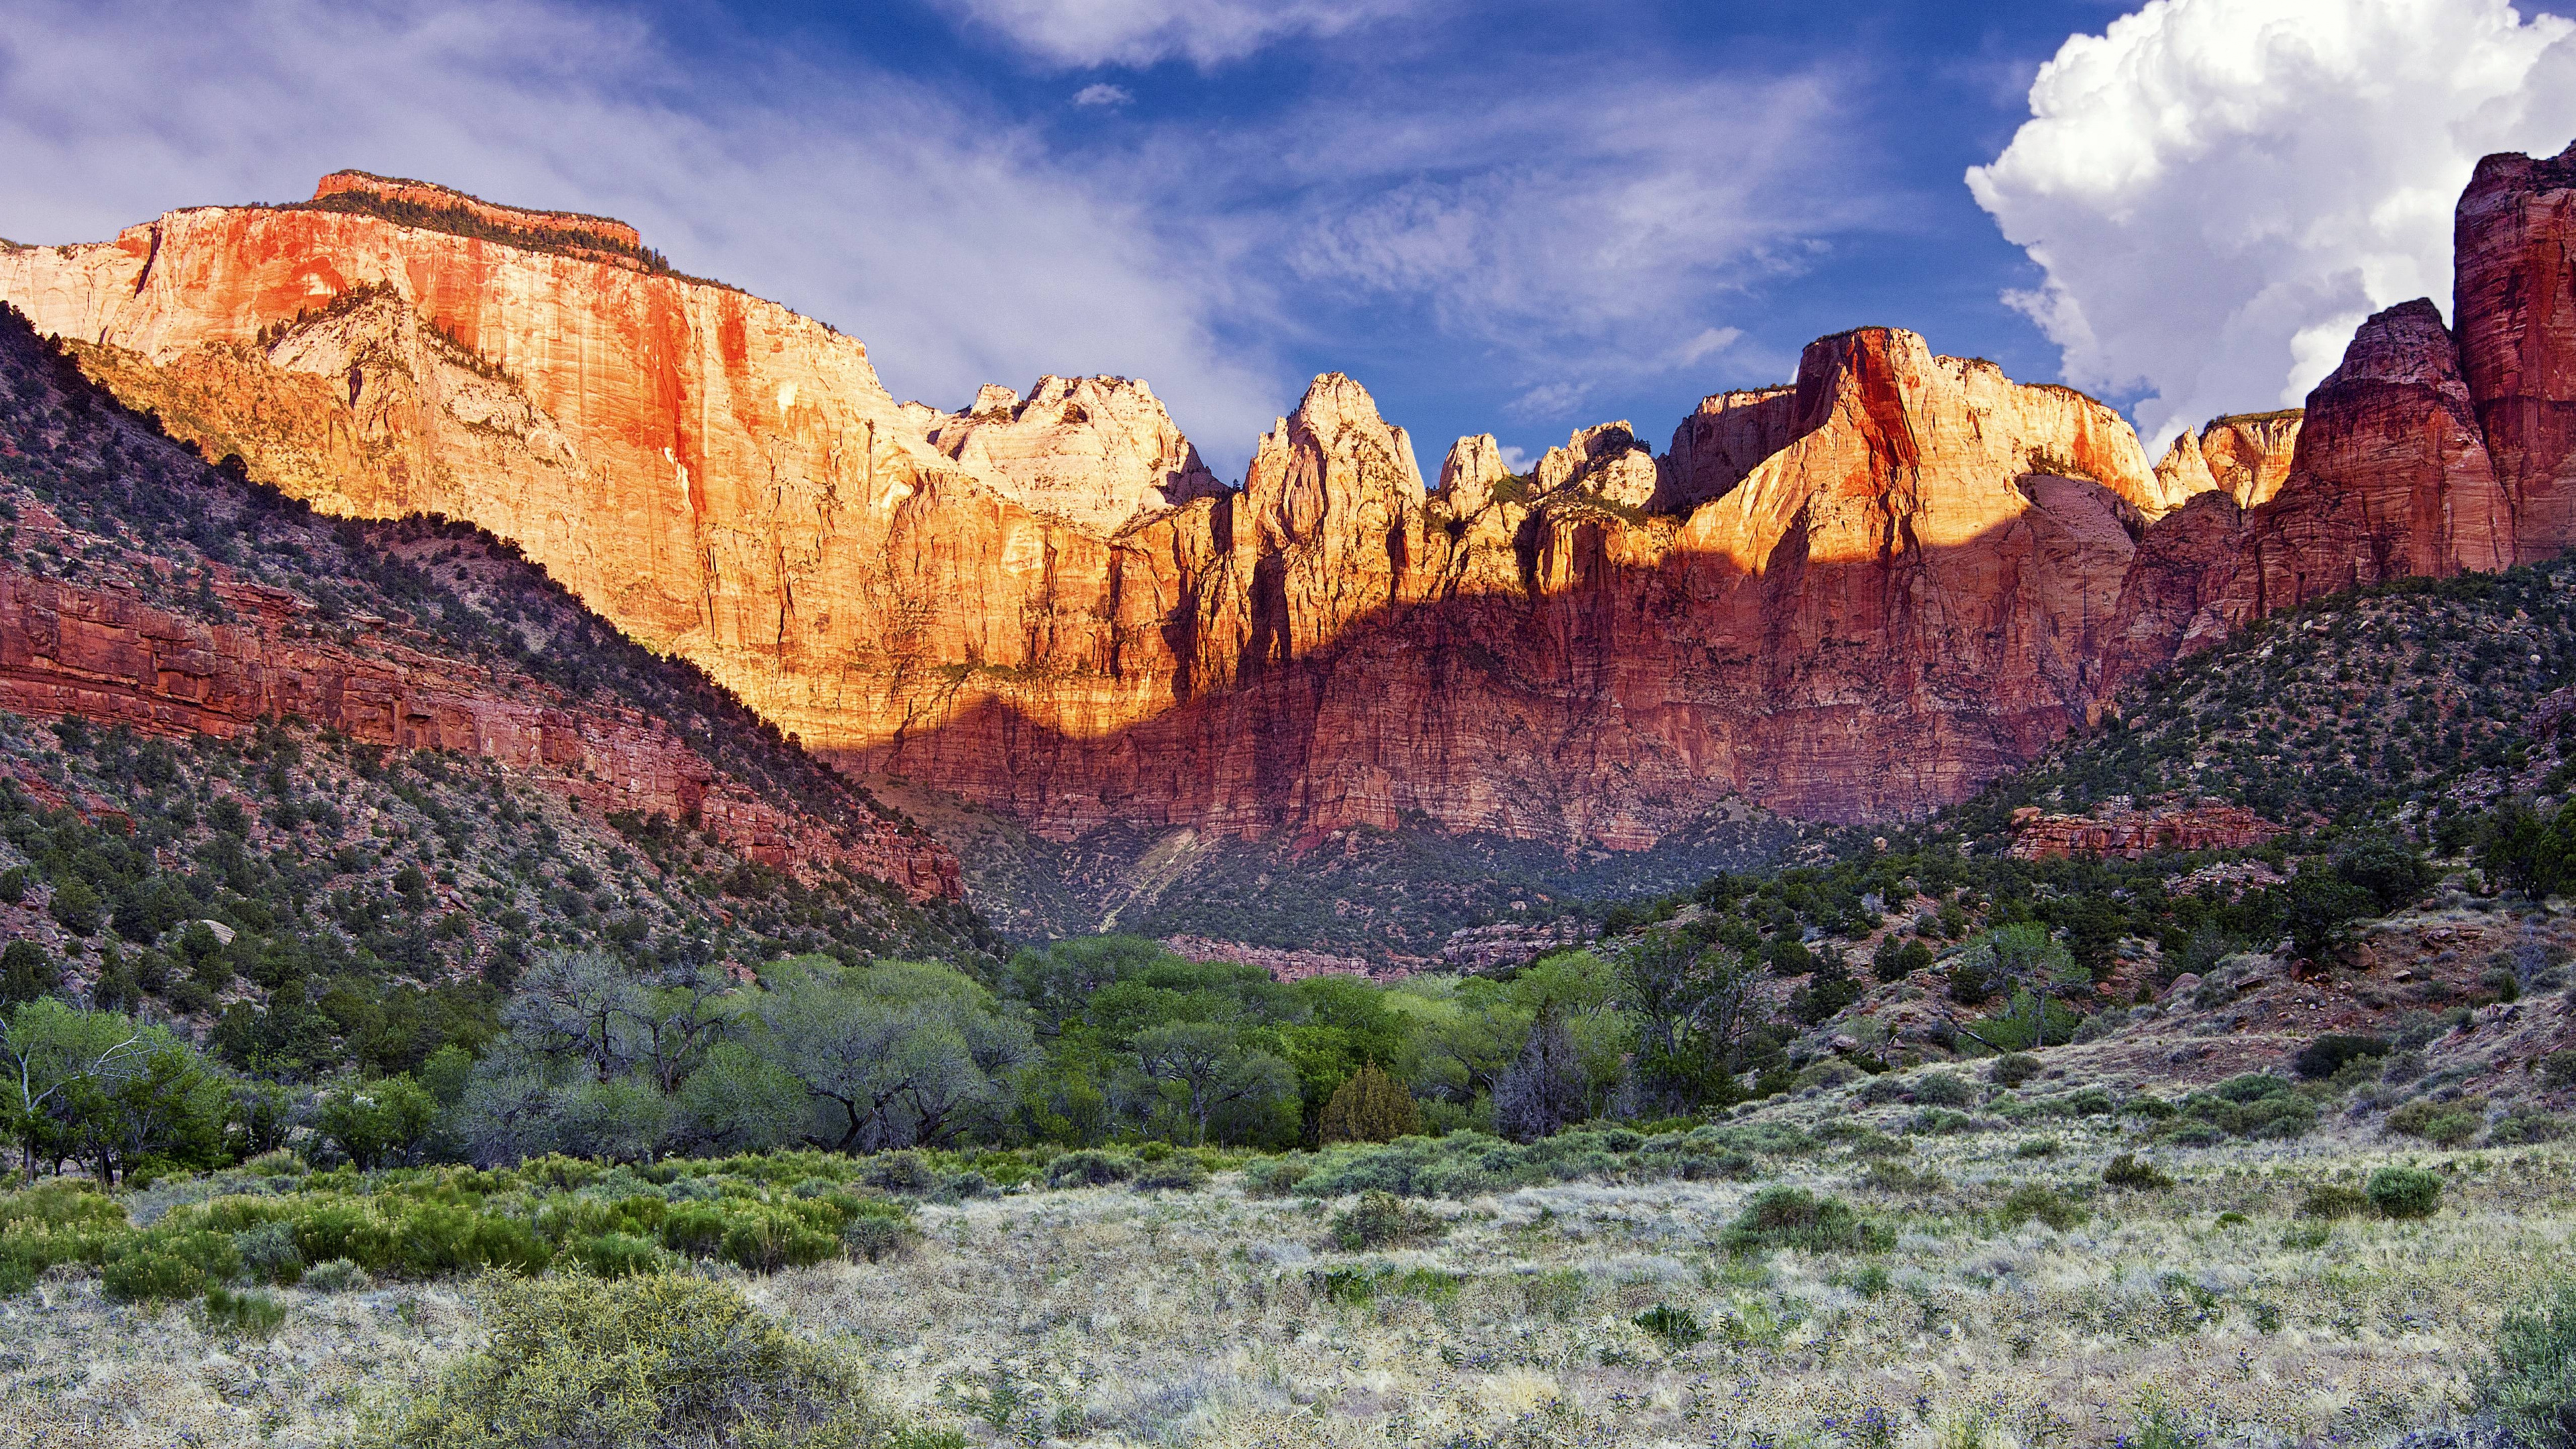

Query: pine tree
[[1318, 1063, 1421, 1144]]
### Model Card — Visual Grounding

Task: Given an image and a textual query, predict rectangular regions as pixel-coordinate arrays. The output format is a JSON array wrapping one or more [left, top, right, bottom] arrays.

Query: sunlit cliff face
[[9, 150, 2576, 845]]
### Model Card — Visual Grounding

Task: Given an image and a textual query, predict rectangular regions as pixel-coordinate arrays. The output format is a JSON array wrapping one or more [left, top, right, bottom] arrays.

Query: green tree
[[0, 941, 56, 1006], [48, 877, 103, 936], [755, 957, 1031, 1151], [1132, 1020, 1295, 1145], [1, 999, 151, 1183], [313, 1075, 439, 1169]]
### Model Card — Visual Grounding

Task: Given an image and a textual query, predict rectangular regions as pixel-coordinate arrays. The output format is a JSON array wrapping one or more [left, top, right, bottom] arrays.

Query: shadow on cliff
[[834, 473, 2214, 846]]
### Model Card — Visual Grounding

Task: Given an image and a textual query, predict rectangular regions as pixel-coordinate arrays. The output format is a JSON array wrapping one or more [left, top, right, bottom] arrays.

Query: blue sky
[[7, 0, 2576, 476]]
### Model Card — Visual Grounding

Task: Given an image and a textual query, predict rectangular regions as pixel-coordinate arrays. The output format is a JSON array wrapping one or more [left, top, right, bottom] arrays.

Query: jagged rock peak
[[928, 372, 1225, 535], [1660, 386, 1800, 515], [2153, 409, 2304, 510], [2326, 299, 2466, 388], [2456, 137, 2576, 560], [1534, 421, 1657, 510], [1438, 433, 1512, 514]]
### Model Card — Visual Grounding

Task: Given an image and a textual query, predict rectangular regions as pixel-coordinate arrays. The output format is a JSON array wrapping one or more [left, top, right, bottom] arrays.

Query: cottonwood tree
[[757, 959, 1031, 1151], [1, 999, 148, 1183], [1131, 1021, 1295, 1145]]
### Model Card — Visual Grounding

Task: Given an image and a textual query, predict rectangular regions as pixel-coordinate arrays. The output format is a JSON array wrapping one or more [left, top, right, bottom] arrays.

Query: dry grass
[[7, 1130, 2552, 1448]]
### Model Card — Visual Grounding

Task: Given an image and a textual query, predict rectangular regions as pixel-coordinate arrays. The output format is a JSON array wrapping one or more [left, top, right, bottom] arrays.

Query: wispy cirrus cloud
[[926, 0, 1434, 69], [0, 0, 1287, 462]]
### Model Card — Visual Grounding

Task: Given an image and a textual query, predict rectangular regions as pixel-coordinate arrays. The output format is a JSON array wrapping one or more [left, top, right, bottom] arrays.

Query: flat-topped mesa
[[924, 374, 1226, 536], [303, 170, 655, 268], [2154, 411, 2304, 509]]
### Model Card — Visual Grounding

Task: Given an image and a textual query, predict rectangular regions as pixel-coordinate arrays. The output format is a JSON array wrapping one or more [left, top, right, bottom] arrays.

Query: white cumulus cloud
[[1968, 0, 2576, 447], [1072, 83, 1133, 107], [929, 0, 1429, 70]]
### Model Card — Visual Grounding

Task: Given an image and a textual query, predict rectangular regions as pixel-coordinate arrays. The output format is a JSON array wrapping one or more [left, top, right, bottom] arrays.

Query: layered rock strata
[[2007, 802, 2284, 861], [5, 148, 2576, 847]]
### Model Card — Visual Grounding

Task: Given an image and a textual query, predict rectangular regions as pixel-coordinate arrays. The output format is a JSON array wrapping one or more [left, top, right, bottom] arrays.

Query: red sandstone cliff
[[5, 152, 2576, 845]]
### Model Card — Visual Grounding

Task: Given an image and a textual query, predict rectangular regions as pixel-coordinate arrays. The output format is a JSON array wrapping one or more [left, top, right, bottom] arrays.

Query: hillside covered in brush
[[0, 304, 994, 1079]]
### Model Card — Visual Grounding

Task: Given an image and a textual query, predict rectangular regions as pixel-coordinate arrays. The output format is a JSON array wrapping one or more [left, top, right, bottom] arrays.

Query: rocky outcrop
[[2224, 301, 2511, 616], [1161, 934, 1409, 982], [922, 374, 1224, 534], [1659, 386, 1799, 514], [2458, 140, 2576, 562], [2153, 411, 2302, 508], [2008, 802, 2283, 861], [8, 148, 2576, 851]]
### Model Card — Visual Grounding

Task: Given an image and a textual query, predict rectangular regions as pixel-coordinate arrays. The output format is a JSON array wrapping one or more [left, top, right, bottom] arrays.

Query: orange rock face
[[2154, 411, 2303, 509], [6, 152, 2576, 848]]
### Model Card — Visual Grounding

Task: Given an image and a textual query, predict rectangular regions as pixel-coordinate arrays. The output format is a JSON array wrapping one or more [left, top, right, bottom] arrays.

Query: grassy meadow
[[2, 1079, 2555, 1449]]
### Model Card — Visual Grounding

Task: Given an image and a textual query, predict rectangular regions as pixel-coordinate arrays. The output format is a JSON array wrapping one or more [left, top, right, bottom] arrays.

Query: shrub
[[1519, 1267, 1587, 1319], [2102, 1153, 2176, 1191], [2484, 1283, 2576, 1448], [1132, 1157, 1209, 1192], [718, 1206, 839, 1274], [2493, 1112, 2573, 1145], [1241, 1155, 1311, 1197], [2295, 1034, 2392, 1080], [1872, 937, 1934, 983], [1723, 1187, 1889, 1255], [1328, 1190, 1444, 1251], [1633, 1303, 1707, 1349], [569, 1232, 671, 1278], [1996, 1184, 2087, 1232], [1990, 1054, 2042, 1089], [2542, 1051, 2576, 1089], [2174, 1075, 2316, 1140], [1863, 1161, 1947, 1193], [861, 1150, 939, 1196], [201, 1285, 286, 1337], [302, 1257, 374, 1293], [351, 1273, 928, 1449], [1913, 1073, 1978, 1107], [232, 1221, 305, 1285], [1856, 1077, 1907, 1106], [2367, 1166, 2443, 1220], [841, 1203, 916, 1265], [1043, 1150, 1136, 1189], [2298, 1185, 2372, 1219], [2387, 1097, 2485, 1146], [2015, 1137, 2061, 1159], [104, 1232, 239, 1303], [1318, 1064, 1421, 1144]]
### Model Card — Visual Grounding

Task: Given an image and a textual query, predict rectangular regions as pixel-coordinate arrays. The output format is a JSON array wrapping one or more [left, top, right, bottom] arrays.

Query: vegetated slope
[[1575, 555, 2576, 1124], [0, 303, 996, 1076], [1961, 563, 2573, 836], [879, 777, 1799, 962]]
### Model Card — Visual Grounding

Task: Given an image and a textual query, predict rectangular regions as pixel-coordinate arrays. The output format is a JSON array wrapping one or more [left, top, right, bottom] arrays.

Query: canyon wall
[[7, 148, 2576, 844]]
